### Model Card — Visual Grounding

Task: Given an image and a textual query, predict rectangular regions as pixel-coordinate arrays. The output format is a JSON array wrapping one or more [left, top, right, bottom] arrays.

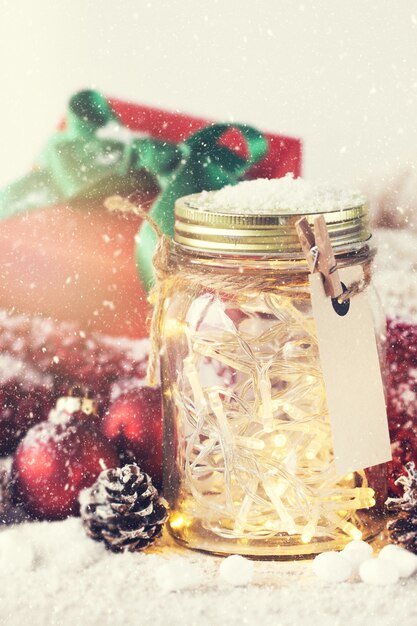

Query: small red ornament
[[13, 392, 119, 520], [102, 387, 163, 487]]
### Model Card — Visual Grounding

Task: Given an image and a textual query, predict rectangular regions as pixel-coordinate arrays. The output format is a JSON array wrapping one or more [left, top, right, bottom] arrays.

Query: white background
[[1, 0, 417, 188]]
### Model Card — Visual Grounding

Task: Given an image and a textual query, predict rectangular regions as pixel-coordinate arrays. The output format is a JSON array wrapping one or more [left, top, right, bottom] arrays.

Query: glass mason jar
[[160, 191, 387, 558]]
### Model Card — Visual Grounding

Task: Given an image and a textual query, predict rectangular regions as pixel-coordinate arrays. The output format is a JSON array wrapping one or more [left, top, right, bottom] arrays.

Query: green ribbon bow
[[0, 90, 268, 291], [137, 123, 268, 290]]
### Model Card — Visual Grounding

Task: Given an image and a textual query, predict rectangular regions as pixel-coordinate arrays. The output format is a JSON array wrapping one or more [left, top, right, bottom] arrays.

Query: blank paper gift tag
[[309, 265, 391, 475]]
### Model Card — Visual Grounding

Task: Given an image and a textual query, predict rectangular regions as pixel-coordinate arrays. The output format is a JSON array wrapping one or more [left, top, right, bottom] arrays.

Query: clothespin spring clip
[[295, 215, 344, 300], [310, 245, 320, 273]]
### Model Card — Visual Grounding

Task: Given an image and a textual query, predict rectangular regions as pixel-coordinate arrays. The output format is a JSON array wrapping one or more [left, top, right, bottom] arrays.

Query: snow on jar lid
[[174, 175, 370, 255]]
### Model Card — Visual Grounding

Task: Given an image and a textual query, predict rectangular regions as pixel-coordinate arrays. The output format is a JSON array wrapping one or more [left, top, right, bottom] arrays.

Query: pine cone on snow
[[386, 462, 417, 553], [387, 514, 417, 554], [80, 464, 167, 553]]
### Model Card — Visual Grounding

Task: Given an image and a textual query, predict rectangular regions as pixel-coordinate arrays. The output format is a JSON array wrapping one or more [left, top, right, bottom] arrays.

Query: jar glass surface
[[160, 246, 387, 558]]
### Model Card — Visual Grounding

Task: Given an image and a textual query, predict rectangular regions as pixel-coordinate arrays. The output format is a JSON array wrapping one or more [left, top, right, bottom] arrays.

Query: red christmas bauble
[[102, 387, 163, 487], [13, 409, 119, 520]]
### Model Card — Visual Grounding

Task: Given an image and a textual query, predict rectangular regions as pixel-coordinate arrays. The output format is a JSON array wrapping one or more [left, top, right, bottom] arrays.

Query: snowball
[[378, 544, 417, 578], [359, 558, 400, 585], [0, 529, 35, 571], [312, 551, 352, 583], [341, 540, 373, 570], [219, 555, 254, 586], [154, 558, 202, 592]]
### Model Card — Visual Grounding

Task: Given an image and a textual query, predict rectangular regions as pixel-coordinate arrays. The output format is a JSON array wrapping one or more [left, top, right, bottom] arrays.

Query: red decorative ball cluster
[[386, 318, 417, 495], [12, 385, 163, 520], [0, 311, 148, 455], [0, 310, 165, 521]]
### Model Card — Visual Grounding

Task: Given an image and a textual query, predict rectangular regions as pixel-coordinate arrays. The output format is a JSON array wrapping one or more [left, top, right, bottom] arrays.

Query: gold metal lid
[[174, 192, 370, 256]]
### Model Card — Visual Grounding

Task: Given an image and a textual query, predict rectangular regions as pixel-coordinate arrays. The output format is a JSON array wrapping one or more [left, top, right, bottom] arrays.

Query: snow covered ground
[[1, 518, 417, 626]]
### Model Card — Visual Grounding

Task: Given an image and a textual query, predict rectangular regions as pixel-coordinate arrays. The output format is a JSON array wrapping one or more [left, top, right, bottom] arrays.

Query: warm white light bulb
[[273, 434, 287, 448]]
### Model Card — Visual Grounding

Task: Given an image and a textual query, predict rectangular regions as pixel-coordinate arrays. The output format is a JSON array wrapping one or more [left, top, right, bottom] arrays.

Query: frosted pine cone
[[386, 462, 417, 513], [387, 514, 417, 554], [80, 464, 167, 553]]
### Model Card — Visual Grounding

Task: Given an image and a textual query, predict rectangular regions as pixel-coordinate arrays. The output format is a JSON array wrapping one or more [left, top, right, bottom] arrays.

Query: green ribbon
[[0, 90, 160, 217], [0, 90, 268, 291], [137, 124, 268, 290]]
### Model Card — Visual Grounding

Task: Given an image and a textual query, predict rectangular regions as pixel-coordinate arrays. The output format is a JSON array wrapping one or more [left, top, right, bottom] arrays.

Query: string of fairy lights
[[167, 291, 375, 546]]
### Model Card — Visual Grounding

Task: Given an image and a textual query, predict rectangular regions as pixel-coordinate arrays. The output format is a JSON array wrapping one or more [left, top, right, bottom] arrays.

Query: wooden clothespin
[[295, 215, 343, 299]]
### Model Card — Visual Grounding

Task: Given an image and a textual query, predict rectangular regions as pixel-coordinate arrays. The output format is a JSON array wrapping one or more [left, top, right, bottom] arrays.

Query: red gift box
[[109, 97, 302, 181], [0, 95, 302, 339]]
